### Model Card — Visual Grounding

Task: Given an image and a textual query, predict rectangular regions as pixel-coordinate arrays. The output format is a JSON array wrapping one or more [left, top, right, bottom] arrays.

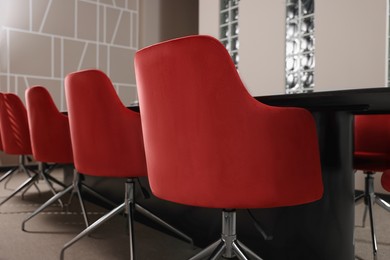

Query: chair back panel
[[65, 69, 147, 178], [135, 35, 323, 208], [0, 93, 32, 155], [381, 170, 390, 192], [355, 115, 390, 154], [26, 86, 73, 163]]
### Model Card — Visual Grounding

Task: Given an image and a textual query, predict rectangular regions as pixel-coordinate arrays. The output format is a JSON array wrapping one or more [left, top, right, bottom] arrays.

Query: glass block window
[[220, 0, 240, 68], [285, 0, 315, 94]]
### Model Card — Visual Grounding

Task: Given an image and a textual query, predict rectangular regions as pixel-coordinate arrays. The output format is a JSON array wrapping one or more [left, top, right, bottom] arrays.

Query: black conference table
[[85, 87, 390, 260], [254, 87, 390, 260]]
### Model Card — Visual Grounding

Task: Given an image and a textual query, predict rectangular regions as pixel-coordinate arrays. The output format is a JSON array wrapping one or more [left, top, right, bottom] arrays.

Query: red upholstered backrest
[[0, 94, 5, 151], [355, 115, 390, 154], [0, 93, 32, 155], [65, 69, 147, 178], [135, 35, 323, 209], [25, 86, 73, 163], [0, 95, 3, 151]]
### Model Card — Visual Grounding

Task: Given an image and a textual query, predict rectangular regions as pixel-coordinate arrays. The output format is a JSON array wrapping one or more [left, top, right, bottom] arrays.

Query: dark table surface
[[256, 87, 390, 113]]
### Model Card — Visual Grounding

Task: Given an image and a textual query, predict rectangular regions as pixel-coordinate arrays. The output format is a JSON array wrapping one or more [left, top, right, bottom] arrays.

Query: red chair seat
[[381, 170, 390, 192], [354, 152, 390, 172]]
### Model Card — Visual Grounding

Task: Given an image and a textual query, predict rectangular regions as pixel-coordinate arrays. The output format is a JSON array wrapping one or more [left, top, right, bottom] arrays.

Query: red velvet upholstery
[[25, 86, 73, 163], [0, 131, 3, 150], [134, 35, 323, 209], [381, 170, 390, 192], [62, 69, 191, 259], [65, 69, 147, 178], [0, 110, 3, 151], [354, 115, 390, 171], [0, 93, 32, 155]]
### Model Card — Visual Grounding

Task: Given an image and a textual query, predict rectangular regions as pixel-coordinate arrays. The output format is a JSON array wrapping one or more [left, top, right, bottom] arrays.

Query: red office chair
[[381, 170, 390, 192], [354, 114, 390, 258], [22, 86, 116, 230], [60, 69, 192, 259], [0, 93, 42, 206], [134, 35, 323, 259]]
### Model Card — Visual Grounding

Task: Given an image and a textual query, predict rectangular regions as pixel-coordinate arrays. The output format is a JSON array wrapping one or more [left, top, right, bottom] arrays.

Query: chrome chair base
[[355, 171, 390, 259], [21, 169, 117, 231], [60, 178, 193, 260], [0, 155, 42, 206], [189, 210, 263, 260]]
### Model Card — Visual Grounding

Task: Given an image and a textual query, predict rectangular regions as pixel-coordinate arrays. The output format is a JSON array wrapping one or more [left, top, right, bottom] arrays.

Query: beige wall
[[199, 0, 389, 95], [199, 0, 286, 96], [239, 0, 286, 96], [198, 0, 219, 38], [139, 0, 198, 48], [316, 0, 388, 91]]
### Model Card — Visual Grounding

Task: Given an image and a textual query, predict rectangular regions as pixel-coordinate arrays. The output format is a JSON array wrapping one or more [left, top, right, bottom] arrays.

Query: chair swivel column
[[190, 210, 262, 260], [125, 179, 135, 260]]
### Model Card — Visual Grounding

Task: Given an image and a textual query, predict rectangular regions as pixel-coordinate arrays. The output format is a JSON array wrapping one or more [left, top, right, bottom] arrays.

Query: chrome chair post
[[126, 179, 135, 260], [189, 210, 263, 260]]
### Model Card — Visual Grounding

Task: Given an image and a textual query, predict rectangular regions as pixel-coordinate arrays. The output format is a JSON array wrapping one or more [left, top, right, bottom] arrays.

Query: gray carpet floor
[[0, 170, 389, 260], [0, 170, 199, 260]]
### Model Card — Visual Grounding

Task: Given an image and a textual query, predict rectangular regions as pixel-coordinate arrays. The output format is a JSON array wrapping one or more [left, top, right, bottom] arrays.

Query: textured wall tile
[[99, 5, 105, 42], [63, 39, 85, 76], [113, 11, 131, 46], [109, 47, 135, 84], [1, 0, 139, 165], [105, 7, 120, 43], [7, 75, 16, 92], [0, 29, 7, 72], [53, 38, 61, 78], [100, 0, 114, 6], [131, 13, 138, 48], [1, 0, 138, 108], [117, 85, 138, 106], [41, 0, 75, 37], [32, 0, 50, 31], [115, 0, 126, 9], [0, 76, 7, 92], [80, 43, 97, 69], [9, 31, 52, 76], [98, 45, 108, 72], [77, 1, 97, 40], [0, 0, 30, 30], [128, 0, 137, 11]]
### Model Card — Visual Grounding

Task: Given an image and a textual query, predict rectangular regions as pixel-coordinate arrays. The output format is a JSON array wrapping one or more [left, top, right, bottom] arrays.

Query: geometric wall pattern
[[0, 0, 139, 110]]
